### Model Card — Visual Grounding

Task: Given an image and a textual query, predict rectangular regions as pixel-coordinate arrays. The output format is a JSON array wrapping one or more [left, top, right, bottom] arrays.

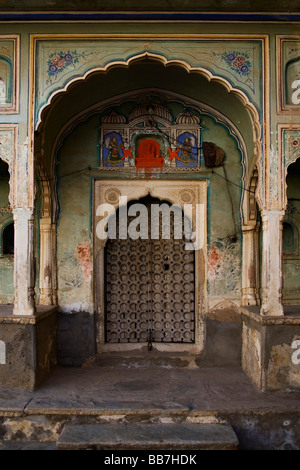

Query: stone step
[[56, 422, 239, 450], [0, 441, 57, 450]]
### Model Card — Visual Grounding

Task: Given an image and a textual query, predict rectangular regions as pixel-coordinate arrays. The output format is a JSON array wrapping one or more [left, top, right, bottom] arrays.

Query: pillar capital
[[12, 206, 34, 216], [261, 209, 285, 222]]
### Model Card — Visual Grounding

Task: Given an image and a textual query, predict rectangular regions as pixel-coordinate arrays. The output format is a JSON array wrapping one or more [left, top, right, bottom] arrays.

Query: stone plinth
[[0, 306, 58, 389], [242, 307, 300, 391]]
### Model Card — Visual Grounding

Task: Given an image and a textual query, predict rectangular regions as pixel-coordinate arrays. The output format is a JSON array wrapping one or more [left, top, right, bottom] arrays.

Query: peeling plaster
[[208, 300, 241, 322], [267, 342, 300, 390], [269, 144, 280, 209], [76, 240, 92, 281], [59, 302, 94, 314], [3, 417, 61, 442], [207, 237, 241, 296]]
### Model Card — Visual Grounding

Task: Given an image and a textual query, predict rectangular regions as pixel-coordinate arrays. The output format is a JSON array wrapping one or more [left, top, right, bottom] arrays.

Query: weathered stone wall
[[242, 308, 300, 391], [203, 301, 242, 367], [0, 308, 57, 389]]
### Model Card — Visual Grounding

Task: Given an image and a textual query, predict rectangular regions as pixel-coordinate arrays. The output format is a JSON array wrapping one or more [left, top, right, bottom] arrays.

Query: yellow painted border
[[278, 123, 300, 210], [29, 33, 269, 208], [0, 35, 19, 114], [0, 124, 18, 207], [276, 35, 300, 115]]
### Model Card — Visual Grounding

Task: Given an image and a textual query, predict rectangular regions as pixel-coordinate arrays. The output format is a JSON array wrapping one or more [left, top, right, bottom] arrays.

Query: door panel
[[105, 197, 195, 344]]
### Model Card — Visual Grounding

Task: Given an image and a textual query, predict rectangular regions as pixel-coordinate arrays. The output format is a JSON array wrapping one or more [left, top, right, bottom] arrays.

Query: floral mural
[[46, 50, 88, 83], [208, 236, 241, 296], [222, 52, 251, 76], [36, 39, 261, 124]]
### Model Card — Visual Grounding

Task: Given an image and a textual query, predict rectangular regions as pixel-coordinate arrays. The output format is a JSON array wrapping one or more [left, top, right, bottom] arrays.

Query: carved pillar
[[39, 217, 56, 305], [260, 210, 284, 316], [13, 207, 36, 315], [242, 224, 260, 306]]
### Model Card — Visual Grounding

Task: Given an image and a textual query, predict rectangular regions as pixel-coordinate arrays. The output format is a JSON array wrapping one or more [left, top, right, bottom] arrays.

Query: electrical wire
[[211, 168, 255, 194], [221, 165, 239, 237], [36, 164, 256, 197]]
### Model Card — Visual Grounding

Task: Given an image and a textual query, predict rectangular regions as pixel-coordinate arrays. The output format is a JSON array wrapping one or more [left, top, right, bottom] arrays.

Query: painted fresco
[[175, 132, 198, 168], [208, 235, 241, 299], [284, 129, 300, 168], [102, 132, 124, 167], [99, 99, 203, 173]]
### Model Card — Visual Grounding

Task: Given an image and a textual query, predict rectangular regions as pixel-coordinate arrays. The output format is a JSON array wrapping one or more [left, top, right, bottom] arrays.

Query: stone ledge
[[0, 305, 58, 324], [241, 306, 300, 326]]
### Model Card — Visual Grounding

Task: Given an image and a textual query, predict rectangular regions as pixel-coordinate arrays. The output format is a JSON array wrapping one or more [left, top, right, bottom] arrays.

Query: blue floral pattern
[[46, 50, 86, 81], [222, 52, 251, 76]]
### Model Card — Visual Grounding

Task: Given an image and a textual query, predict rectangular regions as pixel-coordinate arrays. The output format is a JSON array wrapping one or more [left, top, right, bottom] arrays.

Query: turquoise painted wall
[[0, 19, 298, 309]]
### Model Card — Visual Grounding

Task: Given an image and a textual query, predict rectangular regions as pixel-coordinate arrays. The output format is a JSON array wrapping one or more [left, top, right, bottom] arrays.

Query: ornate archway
[[94, 179, 207, 353]]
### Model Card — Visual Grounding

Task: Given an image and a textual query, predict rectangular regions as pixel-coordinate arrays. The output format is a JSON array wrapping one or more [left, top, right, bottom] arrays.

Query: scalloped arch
[[36, 51, 263, 222], [36, 51, 261, 145]]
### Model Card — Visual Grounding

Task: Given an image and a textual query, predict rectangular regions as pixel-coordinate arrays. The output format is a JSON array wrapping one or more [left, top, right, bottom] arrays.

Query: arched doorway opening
[[34, 55, 258, 364], [94, 178, 206, 355], [0, 158, 13, 303], [283, 158, 300, 304]]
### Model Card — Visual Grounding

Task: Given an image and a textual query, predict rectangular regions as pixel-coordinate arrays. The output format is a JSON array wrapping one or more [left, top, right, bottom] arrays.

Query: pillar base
[[40, 288, 54, 306], [0, 306, 57, 389], [260, 303, 284, 316], [241, 288, 260, 307], [242, 307, 300, 391]]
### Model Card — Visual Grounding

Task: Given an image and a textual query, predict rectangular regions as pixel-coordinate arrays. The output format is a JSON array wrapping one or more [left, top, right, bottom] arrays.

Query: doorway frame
[[93, 179, 208, 354]]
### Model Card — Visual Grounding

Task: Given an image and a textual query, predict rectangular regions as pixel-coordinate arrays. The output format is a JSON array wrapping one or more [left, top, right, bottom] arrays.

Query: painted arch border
[[29, 33, 269, 207], [279, 124, 300, 210], [276, 35, 300, 115], [31, 34, 266, 131]]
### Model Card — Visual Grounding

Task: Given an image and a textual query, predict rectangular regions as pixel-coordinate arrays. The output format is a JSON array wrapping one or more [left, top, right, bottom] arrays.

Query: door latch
[[147, 329, 153, 351]]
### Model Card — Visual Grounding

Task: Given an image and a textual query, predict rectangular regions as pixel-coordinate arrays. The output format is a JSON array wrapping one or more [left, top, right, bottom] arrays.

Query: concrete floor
[[1, 303, 300, 449], [15, 364, 300, 412], [0, 361, 300, 449]]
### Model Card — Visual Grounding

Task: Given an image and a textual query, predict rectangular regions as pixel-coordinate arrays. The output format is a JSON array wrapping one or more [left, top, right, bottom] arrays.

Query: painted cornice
[[0, 11, 299, 22]]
